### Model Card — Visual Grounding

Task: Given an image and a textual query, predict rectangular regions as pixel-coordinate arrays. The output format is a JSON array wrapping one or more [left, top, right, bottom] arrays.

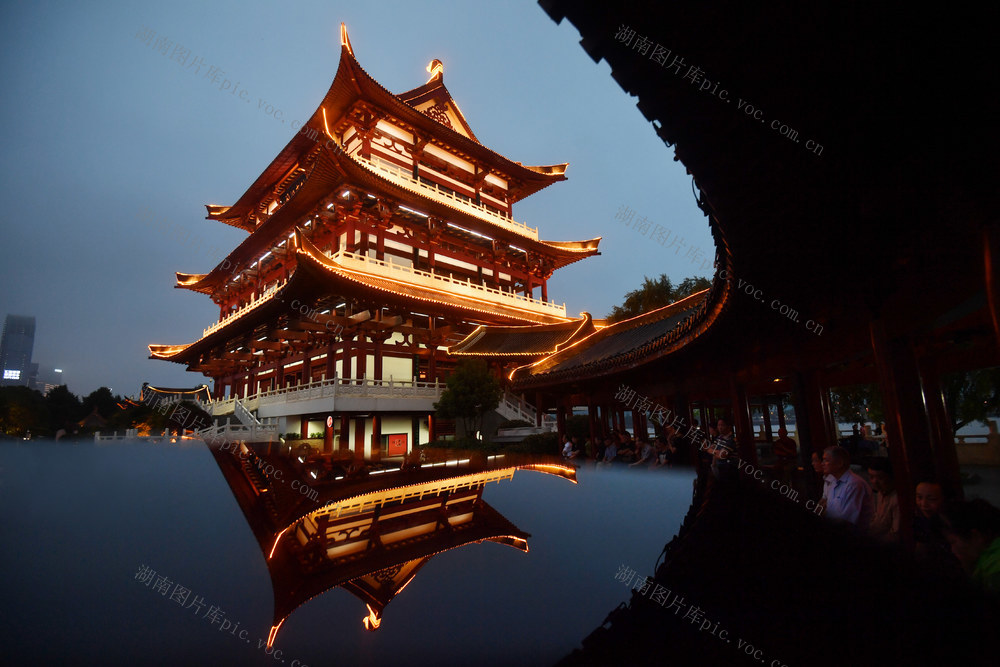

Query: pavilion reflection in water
[[205, 441, 576, 646]]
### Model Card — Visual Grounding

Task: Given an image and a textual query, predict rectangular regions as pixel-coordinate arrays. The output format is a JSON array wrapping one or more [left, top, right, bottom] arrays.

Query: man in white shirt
[[821, 446, 874, 530]]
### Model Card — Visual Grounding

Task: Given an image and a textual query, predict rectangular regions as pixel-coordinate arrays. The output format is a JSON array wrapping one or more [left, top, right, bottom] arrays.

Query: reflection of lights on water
[[363, 604, 381, 631], [268, 526, 290, 560], [266, 620, 284, 648]]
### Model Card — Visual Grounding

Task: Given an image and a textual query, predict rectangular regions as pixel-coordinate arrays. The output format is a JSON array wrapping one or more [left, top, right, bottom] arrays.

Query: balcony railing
[[348, 151, 539, 241], [202, 281, 284, 339], [327, 249, 567, 318]]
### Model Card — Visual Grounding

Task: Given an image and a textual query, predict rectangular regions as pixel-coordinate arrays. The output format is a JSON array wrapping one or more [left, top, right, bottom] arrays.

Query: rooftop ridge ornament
[[426, 59, 444, 82], [339, 23, 353, 56]]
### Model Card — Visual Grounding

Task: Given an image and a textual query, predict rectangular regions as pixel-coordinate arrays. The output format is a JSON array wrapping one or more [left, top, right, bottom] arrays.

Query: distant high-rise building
[[34, 366, 64, 395], [0, 315, 37, 388]]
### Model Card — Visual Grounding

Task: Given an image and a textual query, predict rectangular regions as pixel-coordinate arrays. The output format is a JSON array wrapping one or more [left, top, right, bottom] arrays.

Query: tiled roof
[[449, 314, 595, 356]]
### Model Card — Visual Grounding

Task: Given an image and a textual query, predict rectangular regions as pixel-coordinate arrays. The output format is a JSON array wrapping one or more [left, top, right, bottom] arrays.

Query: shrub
[[510, 431, 559, 455]]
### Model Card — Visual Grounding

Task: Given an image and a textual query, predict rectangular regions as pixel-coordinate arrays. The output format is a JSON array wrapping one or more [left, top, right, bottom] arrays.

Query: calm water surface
[[0, 440, 694, 666]]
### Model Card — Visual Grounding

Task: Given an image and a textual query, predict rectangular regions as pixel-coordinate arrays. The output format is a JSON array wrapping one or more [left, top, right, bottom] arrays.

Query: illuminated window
[[3, 369, 21, 380]]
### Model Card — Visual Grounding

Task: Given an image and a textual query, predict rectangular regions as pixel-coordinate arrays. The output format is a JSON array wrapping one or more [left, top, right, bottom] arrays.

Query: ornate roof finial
[[426, 59, 444, 83], [340, 23, 353, 56]]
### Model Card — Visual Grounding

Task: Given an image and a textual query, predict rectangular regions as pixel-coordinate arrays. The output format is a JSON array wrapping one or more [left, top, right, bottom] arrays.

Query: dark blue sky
[[0, 0, 712, 396]]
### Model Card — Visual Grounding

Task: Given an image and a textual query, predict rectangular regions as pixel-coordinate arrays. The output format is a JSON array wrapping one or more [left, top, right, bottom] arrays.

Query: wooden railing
[[202, 282, 283, 338], [350, 151, 539, 240], [327, 249, 566, 318]]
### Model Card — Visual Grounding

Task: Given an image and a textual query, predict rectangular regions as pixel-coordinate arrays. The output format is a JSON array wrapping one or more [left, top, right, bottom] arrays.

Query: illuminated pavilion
[[148, 25, 600, 456]]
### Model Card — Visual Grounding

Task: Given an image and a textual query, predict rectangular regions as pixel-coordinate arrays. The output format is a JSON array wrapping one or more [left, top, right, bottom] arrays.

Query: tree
[[433, 360, 503, 440], [81, 387, 119, 419], [942, 367, 1000, 432], [675, 276, 712, 299], [46, 385, 82, 432], [0, 386, 49, 437], [830, 384, 884, 425], [606, 274, 712, 323]]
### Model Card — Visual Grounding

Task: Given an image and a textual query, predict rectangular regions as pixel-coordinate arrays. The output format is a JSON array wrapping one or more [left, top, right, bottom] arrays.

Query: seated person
[[941, 499, 1000, 593], [772, 427, 798, 484], [653, 436, 670, 467], [913, 479, 963, 576], [600, 437, 618, 464], [617, 432, 637, 463], [566, 436, 583, 459], [710, 418, 739, 480], [561, 435, 573, 459], [594, 438, 607, 462], [867, 458, 899, 543], [674, 431, 694, 466], [820, 446, 874, 529], [630, 438, 655, 467]]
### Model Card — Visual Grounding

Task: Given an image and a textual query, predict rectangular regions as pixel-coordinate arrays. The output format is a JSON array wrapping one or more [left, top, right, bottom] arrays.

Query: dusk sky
[[0, 0, 713, 397]]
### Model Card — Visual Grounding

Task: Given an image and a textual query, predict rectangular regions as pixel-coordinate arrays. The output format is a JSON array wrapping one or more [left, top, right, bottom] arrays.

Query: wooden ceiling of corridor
[[517, 0, 999, 397]]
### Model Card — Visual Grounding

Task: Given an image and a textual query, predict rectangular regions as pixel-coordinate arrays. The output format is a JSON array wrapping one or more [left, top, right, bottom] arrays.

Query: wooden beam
[[271, 329, 310, 341]]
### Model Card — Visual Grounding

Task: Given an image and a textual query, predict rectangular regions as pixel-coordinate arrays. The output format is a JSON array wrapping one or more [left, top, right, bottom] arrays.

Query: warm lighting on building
[[425, 58, 444, 81]]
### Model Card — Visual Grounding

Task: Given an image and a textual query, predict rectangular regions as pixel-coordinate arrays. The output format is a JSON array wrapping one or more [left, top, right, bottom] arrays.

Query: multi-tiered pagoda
[[149, 25, 599, 457]]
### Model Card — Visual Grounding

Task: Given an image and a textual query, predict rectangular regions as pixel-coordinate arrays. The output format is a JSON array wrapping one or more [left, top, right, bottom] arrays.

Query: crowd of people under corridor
[[559, 417, 1000, 594]]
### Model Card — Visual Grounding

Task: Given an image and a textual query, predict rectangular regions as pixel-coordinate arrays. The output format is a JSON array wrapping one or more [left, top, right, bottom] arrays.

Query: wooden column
[[371, 414, 382, 462], [556, 403, 567, 442], [632, 408, 643, 440], [353, 416, 366, 459], [355, 338, 367, 383], [870, 320, 937, 549], [793, 370, 834, 501], [300, 418, 309, 440], [339, 414, 350, 451], [302, 354, 312, 386], [588, 400, 599, 448], [762, 398, 774, 441], [730, 378, 757, 464], [341, 336, 352, 381], [675, 393, 690, 433], [985, 223, 1000, 349], [923, 362, 963, 500], [794, 369, 835, 455], [427, 413, 436, 442], [373, 337, 383, 382]]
